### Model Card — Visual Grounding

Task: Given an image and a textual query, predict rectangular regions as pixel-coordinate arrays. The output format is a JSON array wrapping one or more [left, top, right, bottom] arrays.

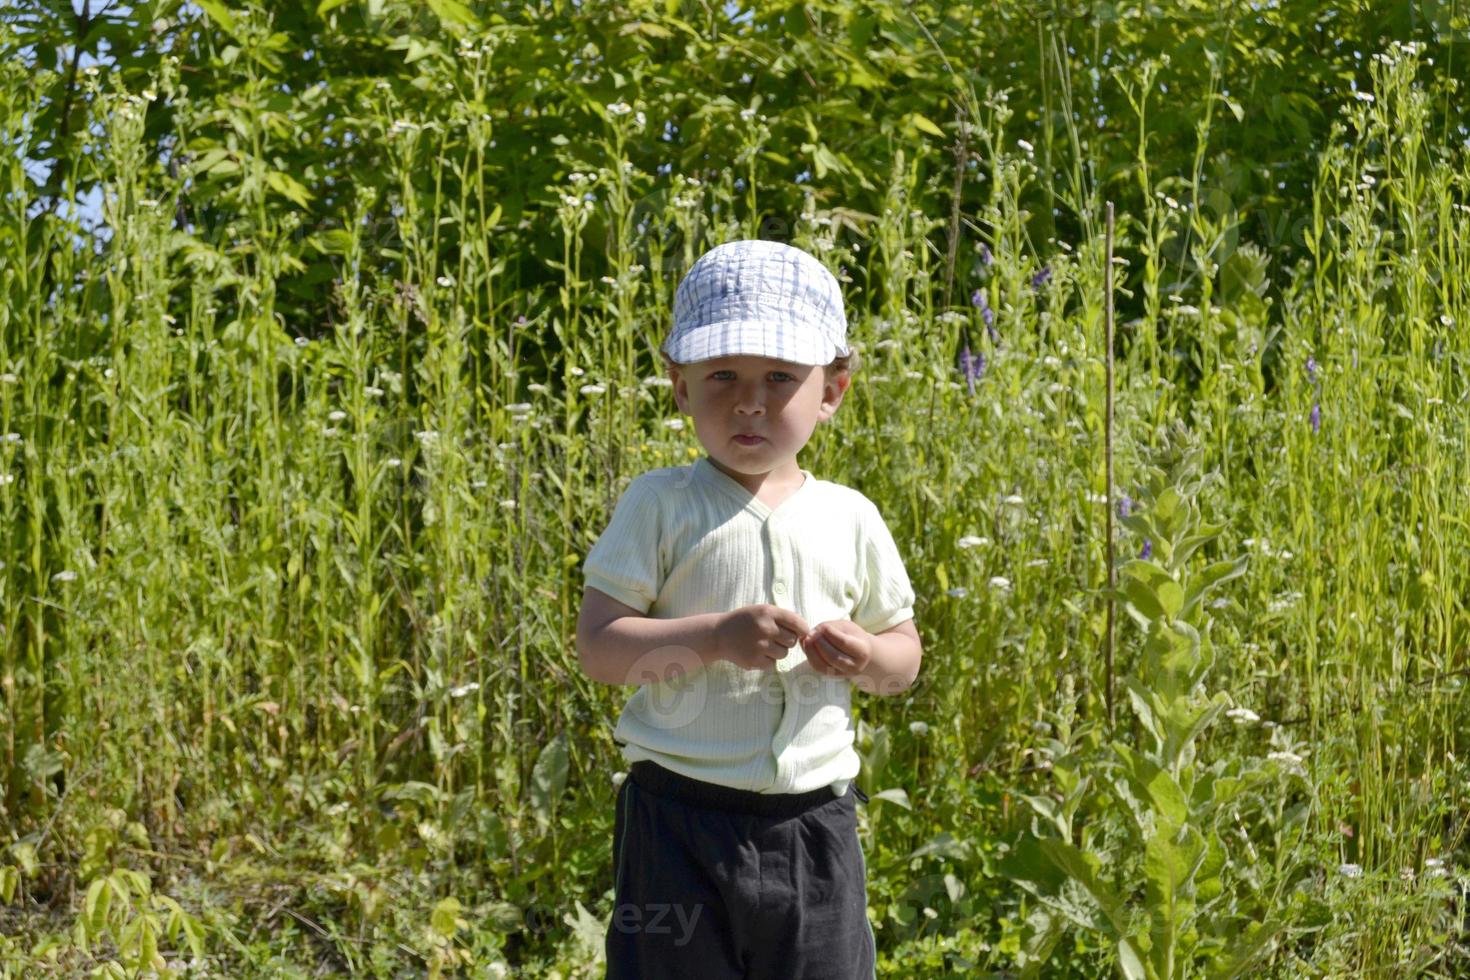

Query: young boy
[[575, 239, 922, 980]]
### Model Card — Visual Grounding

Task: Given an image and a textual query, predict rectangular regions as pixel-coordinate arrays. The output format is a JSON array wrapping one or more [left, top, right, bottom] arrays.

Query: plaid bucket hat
[[662, 239, 850, 366]]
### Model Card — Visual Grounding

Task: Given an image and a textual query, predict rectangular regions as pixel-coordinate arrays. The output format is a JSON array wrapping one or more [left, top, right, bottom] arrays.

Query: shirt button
[[773, 582, 787, 597]]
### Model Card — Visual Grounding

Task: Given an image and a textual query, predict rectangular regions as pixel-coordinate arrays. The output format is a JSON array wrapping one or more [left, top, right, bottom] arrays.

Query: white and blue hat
[[662, 239, 850, 366]]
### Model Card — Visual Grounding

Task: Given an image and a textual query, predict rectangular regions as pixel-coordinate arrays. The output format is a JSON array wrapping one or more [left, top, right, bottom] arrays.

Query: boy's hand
[[800, 620, 874, 678], [716, 605, 812, 671]]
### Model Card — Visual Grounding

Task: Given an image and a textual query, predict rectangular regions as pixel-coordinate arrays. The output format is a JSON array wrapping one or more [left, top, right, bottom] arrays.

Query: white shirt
[[582, 455, 916, 796]]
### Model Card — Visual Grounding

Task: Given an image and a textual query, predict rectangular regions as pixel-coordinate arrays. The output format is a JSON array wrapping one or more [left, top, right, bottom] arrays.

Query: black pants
[[605, 761, 876, 980]]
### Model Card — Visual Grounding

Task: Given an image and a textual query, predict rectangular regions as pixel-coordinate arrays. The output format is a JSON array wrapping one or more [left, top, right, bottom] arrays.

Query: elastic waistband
[[629, 761, 845, 818]]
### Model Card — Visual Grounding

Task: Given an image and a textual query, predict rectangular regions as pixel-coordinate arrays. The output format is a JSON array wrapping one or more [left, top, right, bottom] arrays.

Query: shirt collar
[[692, 455, 814, 520]]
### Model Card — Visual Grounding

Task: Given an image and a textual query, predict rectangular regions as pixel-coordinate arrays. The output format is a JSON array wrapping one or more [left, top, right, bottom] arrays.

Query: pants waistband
[[629, 761, 846, 818]]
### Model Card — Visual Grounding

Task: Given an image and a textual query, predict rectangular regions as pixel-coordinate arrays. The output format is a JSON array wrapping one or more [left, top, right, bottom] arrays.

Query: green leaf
[[907, 832, 974, 863], [265, 171, 313, 208], [870, 787, 912, 809], [1208, 917, 1285, 979], [1113, 742, 1189, 833], [1122, 577, 1166, 621], [529, 732, 569, 829], [424, 0, 481, 30], [194, 0, 237, 34], [1157, 579, 1184, 619], [908, 112, 946, 138], [1144, 828, 1203, 976], [430, 896, 463, 938], [1182, 556, 1249, 615], [1037, 839, 1129, 938], [317, 0, 351, 16]]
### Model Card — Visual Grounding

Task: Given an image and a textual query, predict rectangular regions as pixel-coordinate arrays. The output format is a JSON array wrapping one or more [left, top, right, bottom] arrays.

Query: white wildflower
[[294, 337, 310, 347], [52, 570, 78, 583], [1268, 750, 1304, 766], [740, 107, 757, 121], [988, 576, 1012, 591], [956, 535, 988, 549], [1016, 138, 1034, 153], [570, 366, 585, 376], [612, 771, 627, 788], [328, 410, 347, 422], [527, 383, 549, 394], [642, 376, 673, 388], [386, 458, 402, 468], [1337, 863, 1363, 878], [499, 499, 516, 510], [415, 430, 439, 443], [1002, 494, 1025, 507], [580, 383, 607, 396], [1353, 91, 1375, 103], [663, 418, 685, 430], [607, 101, 633, 117], [365, 386, 384, 397], [450, 682, 480, 698], [908, 721, 930, 736], [2, 433, 21, 445], [436, 275, 455, 287], [506, 403, 534, 415], [0, 474, 13, 485], [1226, 707, 1260, 725], [0, 373, 16, 384]]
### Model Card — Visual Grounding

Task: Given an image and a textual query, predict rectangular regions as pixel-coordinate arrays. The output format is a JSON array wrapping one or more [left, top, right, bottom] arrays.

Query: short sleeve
[[852, 502, 916, 634], [582, 477, 663, 614]]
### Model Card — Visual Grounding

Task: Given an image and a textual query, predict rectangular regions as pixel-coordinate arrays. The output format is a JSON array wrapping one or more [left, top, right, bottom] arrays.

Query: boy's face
[[669, 354, 848, 487]]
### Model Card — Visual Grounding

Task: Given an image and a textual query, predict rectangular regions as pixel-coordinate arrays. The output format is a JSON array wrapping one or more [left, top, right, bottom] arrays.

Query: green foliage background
[[1, 0, 1468, 976]]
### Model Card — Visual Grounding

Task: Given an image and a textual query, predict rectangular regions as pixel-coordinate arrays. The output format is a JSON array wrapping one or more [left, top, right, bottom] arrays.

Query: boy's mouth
[[733, 434, 764, 445]]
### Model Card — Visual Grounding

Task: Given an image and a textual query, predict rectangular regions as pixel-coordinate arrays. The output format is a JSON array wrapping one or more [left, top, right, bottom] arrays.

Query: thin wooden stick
[[1104, 201, 1117, 730]]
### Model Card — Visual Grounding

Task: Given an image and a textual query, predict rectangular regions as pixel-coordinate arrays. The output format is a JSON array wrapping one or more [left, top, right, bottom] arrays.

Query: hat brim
[[661, 320, 849, 366]]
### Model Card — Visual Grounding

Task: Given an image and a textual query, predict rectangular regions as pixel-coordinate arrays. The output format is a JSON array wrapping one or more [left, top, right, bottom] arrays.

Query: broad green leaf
[[317, 0, 351, 16], [1113, 742, 1189, 833], [908, 112, 946, 137], [265, 171, 313, 208], [1144, 829, 1200, 976], [194, 0, 237, 34], [1157, 579, 1184, 618], [1122, 577, 1166, 620], [1208, 917, 1285, 980], [870, 787, 912, 809], [529, 732, 569, 828], [1183, 556, 1249, 614], [907, 832, 974, 863], [425, 0, 482, 30], [430, 896, 463, 938], [1037, 839, 1129, 938]]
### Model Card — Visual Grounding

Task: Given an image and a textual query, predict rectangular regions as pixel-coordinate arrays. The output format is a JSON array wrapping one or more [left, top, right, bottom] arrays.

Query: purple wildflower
[[958, 344, 985, 395], [1310, 402, 1321, 434], [1140, 539, 1153, 560], [971, 288, 995, 332], [1030, 266, 1052, 292], [978, 242, 993, 266], [1306, 355, 1317, 384], [1118, 495, 1133, 519]]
